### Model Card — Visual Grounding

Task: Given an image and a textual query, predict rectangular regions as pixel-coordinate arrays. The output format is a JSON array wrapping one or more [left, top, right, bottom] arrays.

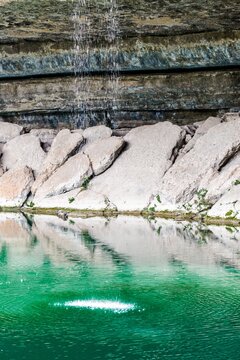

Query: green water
[[0, 214, 240, 360]]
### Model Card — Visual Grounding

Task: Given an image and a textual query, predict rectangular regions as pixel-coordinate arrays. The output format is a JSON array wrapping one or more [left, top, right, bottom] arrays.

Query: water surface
[[0, 213, 240, 360]]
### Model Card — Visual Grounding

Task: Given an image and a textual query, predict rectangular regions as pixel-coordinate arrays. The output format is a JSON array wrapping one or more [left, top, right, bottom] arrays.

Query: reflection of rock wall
[[1, 213, 240, 270], [0, 0, 240, 128]]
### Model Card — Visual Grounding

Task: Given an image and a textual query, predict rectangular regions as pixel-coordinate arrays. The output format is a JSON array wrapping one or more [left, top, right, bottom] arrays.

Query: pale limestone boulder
[[83, 125, 112, 144], [30, 128, 58, 152], [35, 153, 92, 199], [208, 186, 240, 220], [0, 166, 34, 207], [84, 136, 125, 175], [181, 116, 222, 155], [89, 122, 186, 211], [154, 120, 240, 210], [32, 129, 84, 194], [222, 112, 240, 122], [1, 134, 46, 175], [199, 152, 240, 203], [0, 122, 23, 143], [34, 188, 115, 211]]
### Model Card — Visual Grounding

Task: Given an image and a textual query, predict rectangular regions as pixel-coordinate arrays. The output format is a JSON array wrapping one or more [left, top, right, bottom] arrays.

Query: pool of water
[[0, 213, 240, 360]]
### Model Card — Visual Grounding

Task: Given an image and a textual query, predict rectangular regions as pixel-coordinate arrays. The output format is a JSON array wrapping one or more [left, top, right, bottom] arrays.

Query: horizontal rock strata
[[0, 0, 239, 128]]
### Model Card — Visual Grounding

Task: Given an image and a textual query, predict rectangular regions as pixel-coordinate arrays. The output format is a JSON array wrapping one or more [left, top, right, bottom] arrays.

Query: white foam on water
[[54, 300, 136, 313]]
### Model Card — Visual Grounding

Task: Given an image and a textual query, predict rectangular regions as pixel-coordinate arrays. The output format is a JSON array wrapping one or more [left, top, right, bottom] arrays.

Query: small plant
[[68, 197, 75, 204], [225, 209, 239, 219], [156, 195, 161, 204], [81, 177, 91, 190], [183, 202, 192, 212], [233, 179, 240, 186], [26, 201, 35, 208], [69, 219, 75, 225]]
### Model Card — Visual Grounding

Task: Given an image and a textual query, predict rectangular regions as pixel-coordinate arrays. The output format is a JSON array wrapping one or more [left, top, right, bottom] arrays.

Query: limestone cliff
[[0, 0, 239, 128]]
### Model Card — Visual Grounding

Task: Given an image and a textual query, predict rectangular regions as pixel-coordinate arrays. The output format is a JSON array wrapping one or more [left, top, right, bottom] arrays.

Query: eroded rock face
[[154, 119, 240, 209], [89, 122, 186, 211], [35, 153, 92, 199], [84, 136, 125, 175], [0, 122, 23, 143], [1, 134, 46, 175], [0, 166, 34, 207], [32, 129, 84, 194]]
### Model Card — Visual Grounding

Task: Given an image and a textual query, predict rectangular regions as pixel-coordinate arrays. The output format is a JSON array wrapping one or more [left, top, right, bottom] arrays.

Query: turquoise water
[[0, 213, 240, 360]]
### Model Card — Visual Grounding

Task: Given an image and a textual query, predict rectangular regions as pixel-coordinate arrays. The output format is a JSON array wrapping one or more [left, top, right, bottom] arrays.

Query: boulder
[[32, 129, 84, 194], [83, 125, 112, 145], [0, 122, 23, 143], [1, 134, 46, 175], [89, 122, 186, 211], [84, 136, 125, 175], [154, 119, 240, 209], [30, 128, 58, 152], [35, 153, 92, 199], [208, 185, 240, 220], [181, 116, 222, 155], [200, 152, 240, 203], [34, 189, 115, 211], [0, 166, 34, 207], [222, 112, 240, 122]]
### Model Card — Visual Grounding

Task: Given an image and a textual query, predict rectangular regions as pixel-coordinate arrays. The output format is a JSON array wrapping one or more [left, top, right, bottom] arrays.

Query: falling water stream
[[72, 0, 120, 128]]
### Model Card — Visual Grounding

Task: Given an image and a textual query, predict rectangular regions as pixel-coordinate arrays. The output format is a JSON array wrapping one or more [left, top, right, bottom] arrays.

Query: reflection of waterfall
[[72, 0, 120, 128]]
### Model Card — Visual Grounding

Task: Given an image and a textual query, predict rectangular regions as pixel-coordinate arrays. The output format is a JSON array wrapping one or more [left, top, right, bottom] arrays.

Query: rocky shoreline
[[0, 113, 240, 224]]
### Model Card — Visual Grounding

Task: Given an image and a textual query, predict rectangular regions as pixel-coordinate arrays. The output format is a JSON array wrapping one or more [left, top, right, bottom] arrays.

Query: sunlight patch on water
[[54, 300, 136, 313]]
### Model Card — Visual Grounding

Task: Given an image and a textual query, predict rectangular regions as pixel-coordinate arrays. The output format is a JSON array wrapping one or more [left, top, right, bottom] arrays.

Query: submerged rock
[[1, 134, 46, 176], [0, 166, 34, 207], [32, 129, 84, 194], [84, 136, 125, 175]]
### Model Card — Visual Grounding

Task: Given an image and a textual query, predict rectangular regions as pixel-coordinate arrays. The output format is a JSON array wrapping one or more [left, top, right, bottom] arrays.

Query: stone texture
[[181, 116, 222, 155], [35, 153, 92, 199], [34, 188, 115, 211], [32, 129, 84, 194], [1, 72, 239, 116], [154, 120, 240, 209], [200, 153, 240, 204], [208, 186, 240, 220], [0, 121, 23, 143], [83, 125, 112, 145], [0, 0, 239, 129], [89, 122, 186, 211], [30, 128, 58, 152], [1, 134, 46, 175], [0, 166, 34, 207], [84, 136, 125, 175]]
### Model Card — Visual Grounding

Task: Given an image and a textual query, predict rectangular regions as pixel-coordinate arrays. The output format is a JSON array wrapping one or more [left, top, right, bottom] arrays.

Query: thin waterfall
[[71, 0, 120, 128]]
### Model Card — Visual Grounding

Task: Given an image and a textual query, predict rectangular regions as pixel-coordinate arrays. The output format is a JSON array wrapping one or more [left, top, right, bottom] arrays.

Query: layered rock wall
[[0, 0, 240, 128]]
